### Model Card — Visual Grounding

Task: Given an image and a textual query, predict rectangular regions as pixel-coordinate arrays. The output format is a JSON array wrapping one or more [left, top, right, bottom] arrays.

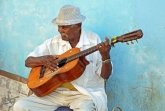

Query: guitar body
[[27, 48, 89, 97]]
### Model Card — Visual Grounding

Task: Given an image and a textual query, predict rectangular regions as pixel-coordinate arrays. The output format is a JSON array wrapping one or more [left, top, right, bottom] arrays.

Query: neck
[[69, 30, 81, 48], [69, 39, 79, 48]]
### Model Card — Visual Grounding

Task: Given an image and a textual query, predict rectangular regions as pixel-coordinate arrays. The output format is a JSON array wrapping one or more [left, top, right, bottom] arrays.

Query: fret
[[66, 45, 98, 63]]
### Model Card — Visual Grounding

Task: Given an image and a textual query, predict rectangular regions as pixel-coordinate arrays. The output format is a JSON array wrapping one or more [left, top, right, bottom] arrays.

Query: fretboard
[[66, 43, 100, 63]]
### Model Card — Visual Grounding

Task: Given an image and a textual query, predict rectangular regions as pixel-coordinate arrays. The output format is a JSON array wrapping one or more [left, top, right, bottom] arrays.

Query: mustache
[[61, 33, 69, 40]]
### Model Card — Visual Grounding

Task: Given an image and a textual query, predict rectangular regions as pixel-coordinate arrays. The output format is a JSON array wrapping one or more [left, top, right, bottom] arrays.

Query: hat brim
[[52, 15, 86, 26]]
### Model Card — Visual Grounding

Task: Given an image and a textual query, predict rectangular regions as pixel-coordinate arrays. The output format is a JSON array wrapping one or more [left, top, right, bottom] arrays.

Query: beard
[[61, 33, 69, 41]]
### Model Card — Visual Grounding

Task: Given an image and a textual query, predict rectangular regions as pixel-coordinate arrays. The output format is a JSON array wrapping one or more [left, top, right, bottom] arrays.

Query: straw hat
[[52, 5, 86, 26]]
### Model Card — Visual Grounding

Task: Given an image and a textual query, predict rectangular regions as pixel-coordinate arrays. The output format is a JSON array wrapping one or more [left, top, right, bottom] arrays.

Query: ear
[[79, 23, 82, 27], [75, 24, 81, 32], [75, 23, 82, 28]]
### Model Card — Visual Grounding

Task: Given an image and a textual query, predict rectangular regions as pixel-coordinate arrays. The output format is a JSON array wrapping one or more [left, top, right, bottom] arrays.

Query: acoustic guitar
[[27, 29, 143, 97]]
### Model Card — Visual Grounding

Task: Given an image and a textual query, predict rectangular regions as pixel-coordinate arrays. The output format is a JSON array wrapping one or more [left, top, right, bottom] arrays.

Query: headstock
[[111, 29, 143, 46]]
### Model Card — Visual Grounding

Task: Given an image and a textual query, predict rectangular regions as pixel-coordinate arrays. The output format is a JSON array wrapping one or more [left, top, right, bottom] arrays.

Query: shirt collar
[[60, 30, 90, 48], [76, 30, 90, 48]]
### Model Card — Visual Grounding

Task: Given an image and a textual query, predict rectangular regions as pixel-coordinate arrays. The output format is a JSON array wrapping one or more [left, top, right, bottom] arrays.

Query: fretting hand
[[98, 37, 111, 60]]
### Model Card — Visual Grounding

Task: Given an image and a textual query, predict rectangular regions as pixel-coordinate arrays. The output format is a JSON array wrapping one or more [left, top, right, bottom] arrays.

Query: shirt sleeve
[[94, 35, 102, 76], [27, 39, 50, 57]]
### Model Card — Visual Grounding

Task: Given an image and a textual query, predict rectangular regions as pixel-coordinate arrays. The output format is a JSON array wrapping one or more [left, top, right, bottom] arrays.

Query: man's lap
[[13, 90, 95, 111]]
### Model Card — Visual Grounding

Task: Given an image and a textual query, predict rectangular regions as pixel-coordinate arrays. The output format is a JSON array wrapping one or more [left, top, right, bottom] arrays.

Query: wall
[[0, 0, 165, 111]]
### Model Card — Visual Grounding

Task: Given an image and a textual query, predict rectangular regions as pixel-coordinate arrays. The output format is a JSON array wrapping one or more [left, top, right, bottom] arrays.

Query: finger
[[46, 55, 53, 58], [48, 63, 58, 71], [100, 42, 104, 47], [53, 55, 59, 59], [50, 59, 59, 65], [51, 63, 59, 69], [101, 43, 107, 48], [49, 66, 56, 72], [104, 38, 110, 46], [97, 43, 102, 49]]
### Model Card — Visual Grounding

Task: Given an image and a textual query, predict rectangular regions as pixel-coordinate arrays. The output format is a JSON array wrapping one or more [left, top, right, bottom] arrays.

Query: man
[[13, 5, 112, 111]]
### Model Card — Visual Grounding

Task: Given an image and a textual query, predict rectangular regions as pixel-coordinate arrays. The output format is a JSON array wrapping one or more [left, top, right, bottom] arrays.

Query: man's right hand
[[25, 55, 59, 71]]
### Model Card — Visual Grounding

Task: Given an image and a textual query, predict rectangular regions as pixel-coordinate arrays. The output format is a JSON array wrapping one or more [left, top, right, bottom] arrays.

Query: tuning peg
[[131, 41, 134, 44], [136, 40, 138, 43], [126, 42, 129, 45]]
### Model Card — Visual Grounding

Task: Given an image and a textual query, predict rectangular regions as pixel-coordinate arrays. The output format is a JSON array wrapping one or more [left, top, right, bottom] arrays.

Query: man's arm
[[98, 38, 112, 80], [25, 55, 58, 71], [100, 54, 112, 79]]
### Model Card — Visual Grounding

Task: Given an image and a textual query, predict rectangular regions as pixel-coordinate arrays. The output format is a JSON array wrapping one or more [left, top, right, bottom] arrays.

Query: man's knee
[[70, 100, 95, 111]]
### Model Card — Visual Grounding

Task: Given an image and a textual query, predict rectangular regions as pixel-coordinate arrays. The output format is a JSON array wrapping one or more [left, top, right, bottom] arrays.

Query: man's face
[[58, 23, 81, 41]]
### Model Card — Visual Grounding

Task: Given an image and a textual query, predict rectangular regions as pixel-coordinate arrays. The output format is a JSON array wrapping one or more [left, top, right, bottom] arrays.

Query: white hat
[[52, 5, 86, 26]]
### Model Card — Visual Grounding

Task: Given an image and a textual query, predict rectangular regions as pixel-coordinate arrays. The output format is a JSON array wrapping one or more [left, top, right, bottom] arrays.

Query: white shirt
[[28, 30, 108, 111]]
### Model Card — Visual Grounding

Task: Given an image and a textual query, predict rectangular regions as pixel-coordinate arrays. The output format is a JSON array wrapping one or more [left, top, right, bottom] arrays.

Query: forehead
[[58, 23, 81, 28], [58, 24, 75, 28]]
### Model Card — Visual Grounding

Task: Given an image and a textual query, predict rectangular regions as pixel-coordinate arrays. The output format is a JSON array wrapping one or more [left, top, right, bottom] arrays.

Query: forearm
[[100, 54, 112, 79], [100, 59, 112, 79], [25, 56, 44, 68]]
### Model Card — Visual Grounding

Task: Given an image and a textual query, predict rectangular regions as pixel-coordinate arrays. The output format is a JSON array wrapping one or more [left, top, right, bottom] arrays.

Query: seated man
[[13, 5, 112, 111]]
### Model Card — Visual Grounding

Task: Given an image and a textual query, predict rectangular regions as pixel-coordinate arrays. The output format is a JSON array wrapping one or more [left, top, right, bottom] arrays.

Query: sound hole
[[57, 58, 67, 67]]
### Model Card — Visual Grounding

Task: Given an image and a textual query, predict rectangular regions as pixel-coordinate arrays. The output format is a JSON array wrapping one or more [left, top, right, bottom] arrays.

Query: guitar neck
[[66, 38, 118, 63], [63, 29, 143, 63], [66, 44, 100, 63]]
